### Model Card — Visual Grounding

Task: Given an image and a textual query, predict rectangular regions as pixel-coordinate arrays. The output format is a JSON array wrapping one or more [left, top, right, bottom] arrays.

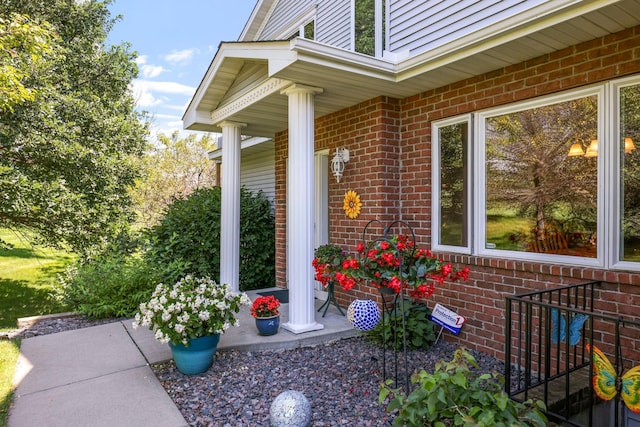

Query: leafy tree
[[132, 131, 218, 227], [0, 0, 149, 255], [0, 12, 57, 112]]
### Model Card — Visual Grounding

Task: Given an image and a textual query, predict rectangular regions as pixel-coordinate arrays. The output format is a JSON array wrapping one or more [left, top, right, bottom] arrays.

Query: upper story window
[[432, 76, 640, 270], [287, 20, 315, 41], [353, 0, 385, 57]]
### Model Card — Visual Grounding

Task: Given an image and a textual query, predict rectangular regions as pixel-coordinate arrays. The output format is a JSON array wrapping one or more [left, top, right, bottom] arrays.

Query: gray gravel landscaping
[[10, 316, 508, 426]]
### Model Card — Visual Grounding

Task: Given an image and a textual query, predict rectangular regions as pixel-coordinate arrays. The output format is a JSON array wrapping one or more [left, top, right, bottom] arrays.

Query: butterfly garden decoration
[[551, 308, 589, 345], [586, 344, 640, 414]]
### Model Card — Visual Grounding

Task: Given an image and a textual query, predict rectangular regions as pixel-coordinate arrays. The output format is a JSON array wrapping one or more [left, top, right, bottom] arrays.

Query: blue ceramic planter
[[255, 315, 280, 336], [168, 334, 220, 375]]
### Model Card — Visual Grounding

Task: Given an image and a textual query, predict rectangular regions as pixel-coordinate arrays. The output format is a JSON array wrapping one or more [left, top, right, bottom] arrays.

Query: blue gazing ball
[[347, 299, 381, 331], [269, 390, 311, 427]]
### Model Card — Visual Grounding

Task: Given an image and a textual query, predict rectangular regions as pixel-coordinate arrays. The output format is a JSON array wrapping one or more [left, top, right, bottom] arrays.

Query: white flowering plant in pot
[[132, 275, 251, 346]]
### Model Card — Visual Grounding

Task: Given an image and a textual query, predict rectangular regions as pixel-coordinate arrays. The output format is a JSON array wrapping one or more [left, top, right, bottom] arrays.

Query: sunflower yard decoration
[[343, 190, 362, 219]]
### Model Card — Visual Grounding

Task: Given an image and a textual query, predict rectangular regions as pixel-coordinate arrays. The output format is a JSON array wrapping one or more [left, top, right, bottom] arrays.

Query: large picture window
[[484, 95, 598, 258], [433, 78, 640, 270], [618, 81, 640, 263]]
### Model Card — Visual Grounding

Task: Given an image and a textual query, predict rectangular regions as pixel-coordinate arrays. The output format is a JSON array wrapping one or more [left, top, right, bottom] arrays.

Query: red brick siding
[[274, 26, 640, 360]]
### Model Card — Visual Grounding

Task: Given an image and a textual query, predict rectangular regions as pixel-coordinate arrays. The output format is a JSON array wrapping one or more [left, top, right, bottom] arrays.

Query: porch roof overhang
[[183, 0, 640, 137]]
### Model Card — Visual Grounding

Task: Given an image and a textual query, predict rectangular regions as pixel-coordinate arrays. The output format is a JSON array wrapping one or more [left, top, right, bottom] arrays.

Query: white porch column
[[280, 84, 324, 334], [218, 120, 246, 292]]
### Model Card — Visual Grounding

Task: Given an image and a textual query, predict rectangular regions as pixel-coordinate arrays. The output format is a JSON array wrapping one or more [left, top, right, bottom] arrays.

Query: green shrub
[[239, 188, 275, 290], [59, 254, 157, 318], [379, 347, 547, 427], [366, 299, 436, 351], [144, 186, 275, 291]]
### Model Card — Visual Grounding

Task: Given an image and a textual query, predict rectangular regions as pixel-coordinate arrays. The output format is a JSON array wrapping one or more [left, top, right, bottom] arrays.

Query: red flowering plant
[[335, 234, 470, 299], [250, 295, 280, 318], [312, 244, 347, 288]]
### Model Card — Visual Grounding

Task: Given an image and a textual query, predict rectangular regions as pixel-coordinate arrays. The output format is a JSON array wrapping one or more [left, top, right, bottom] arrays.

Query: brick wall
[[274, 25, 640, 360]]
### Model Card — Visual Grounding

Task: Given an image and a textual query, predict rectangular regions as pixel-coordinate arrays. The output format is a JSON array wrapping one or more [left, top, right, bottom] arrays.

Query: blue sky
[[106, 0, 257, 139]]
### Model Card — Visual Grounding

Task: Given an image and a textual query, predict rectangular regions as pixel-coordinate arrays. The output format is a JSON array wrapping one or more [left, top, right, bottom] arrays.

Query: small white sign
[[430, 303, 465, 335]]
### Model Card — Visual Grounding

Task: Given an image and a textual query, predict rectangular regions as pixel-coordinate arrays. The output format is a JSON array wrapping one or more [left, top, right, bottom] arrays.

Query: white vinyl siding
[[388, 0, 545, 56], [259, 0, 351, 49], [261, 0, 316, 39], [316, 0, 351, 50], [241, 147, 275, 204]]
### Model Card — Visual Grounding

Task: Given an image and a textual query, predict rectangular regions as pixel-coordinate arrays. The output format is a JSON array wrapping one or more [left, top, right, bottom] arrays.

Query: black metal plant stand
[[360, 219, 413, 394], [317, 281, 345, 317]]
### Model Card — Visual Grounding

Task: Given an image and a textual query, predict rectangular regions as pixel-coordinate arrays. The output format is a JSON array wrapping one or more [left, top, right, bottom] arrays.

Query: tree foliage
[[132, 131, 218, 227], [0, 0, 149, 255], [0, 12, 57, 112]]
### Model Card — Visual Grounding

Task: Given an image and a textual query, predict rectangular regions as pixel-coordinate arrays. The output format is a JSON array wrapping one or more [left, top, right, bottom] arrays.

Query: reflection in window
[[354, 0, 375, 55], [439, 122, 468, 247], [620, 84, 640, 261], [485, 96, 598, 257], [303, 21, 314, 40]]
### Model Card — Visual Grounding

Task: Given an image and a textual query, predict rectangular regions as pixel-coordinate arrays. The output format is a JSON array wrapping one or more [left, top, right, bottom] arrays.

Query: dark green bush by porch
[[145, 186, 275, 291], [61, 187, 275, 318]]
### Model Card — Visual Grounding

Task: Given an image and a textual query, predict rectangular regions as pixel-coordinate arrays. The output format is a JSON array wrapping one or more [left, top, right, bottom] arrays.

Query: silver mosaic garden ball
[[347, 299, 381, 331], [269, 390, 311, 427]]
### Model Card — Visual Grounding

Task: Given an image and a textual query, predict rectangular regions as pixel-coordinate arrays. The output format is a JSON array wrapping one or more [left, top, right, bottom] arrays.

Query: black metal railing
[[506, 281, 640, 426]]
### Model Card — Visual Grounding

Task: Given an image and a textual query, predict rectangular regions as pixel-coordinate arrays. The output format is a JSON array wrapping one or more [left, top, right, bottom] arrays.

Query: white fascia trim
[[207, 136, 272, 160], [210, 77, 293, 124], [183, 109, 215, 130], [239, 0, 277, 41], [290, 38, 397, 78], [183, 41, 292, 125], [395, 0, 620, 81]]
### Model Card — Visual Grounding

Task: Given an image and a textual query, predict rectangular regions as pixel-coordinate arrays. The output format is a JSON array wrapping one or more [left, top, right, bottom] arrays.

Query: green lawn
[[0, 229, 74, 331], [0, 230, 75, 427], [0, 340, 20, 427]]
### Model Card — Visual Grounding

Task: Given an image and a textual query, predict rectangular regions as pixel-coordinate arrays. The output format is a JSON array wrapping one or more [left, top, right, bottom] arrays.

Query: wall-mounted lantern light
[[331, 147, 350, 183]]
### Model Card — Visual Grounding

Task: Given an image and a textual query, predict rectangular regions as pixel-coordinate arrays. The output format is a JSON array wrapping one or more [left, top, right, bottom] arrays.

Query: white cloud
[[164, 48, 199, 64], [135, 55, 148, 65], [165, 104, 189, 111], [155, 113, 181, 120], [132, 79, 194, 100], [141, 64, 166, 78], [130, 80, 195, 111], [136, 91, 163, 108]]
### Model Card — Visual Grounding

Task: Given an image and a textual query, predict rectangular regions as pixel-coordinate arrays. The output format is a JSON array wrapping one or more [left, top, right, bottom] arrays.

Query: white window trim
[[273, 5, 316, 40], [611, 75, 640, 272], [432, 114, 473, 254], [474, 85, 606, 268]]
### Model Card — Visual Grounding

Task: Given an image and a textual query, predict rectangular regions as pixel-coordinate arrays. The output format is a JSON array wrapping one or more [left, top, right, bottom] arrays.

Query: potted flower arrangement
[[332, 234, 470, 299], [312, 243, 346, 287], [132, 275, 251, 374], [250, 295, 281, 336]]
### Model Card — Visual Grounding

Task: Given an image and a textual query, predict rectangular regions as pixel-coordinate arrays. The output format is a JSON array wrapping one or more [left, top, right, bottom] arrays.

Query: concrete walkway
[[8, 289, 354, 427]]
